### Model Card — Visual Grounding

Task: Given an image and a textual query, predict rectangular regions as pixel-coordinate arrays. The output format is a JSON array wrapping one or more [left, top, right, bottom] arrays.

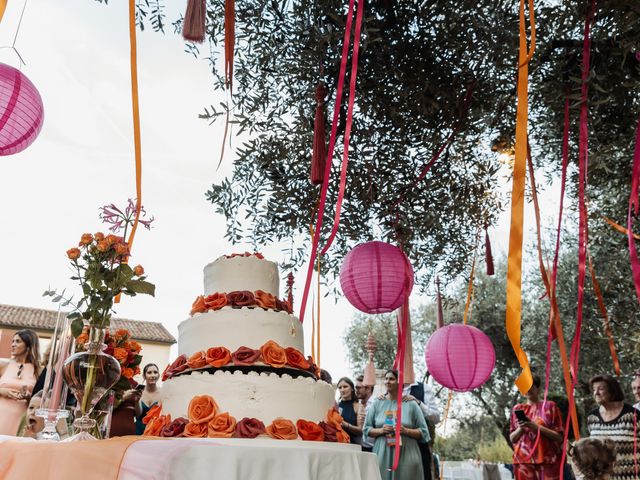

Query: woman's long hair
[[15, 329, 41, 377]]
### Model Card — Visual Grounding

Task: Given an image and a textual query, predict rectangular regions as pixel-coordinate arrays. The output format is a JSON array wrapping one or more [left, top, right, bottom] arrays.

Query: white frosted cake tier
[[161, 370, 336, 425], [179, 307, 304, 357], [204, 255, 280, 297]]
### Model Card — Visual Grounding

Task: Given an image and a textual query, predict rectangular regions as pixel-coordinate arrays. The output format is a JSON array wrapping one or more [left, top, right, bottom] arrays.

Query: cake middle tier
[[179, 307, 304, 357]]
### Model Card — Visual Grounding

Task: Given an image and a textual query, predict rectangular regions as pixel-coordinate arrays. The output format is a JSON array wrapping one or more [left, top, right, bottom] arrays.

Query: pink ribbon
[[627, 113, 640, 303]]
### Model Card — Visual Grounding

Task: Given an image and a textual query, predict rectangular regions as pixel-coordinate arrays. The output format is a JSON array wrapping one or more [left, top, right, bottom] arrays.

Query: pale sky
[[0, 0, 556, 396]]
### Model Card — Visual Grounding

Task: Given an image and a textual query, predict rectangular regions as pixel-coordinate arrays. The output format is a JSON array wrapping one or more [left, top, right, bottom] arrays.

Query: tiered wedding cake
[[144, 253, 346, 442]]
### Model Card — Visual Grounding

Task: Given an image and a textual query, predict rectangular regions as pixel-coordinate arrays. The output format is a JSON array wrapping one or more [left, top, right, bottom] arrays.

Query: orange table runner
[[0, 436, 145, 480]]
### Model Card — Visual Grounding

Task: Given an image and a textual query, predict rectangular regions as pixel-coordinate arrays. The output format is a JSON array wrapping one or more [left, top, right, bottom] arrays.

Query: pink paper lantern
[[425, 324, 495, 392], [0, 63, 44, 156], [340, 241, 414, 314]]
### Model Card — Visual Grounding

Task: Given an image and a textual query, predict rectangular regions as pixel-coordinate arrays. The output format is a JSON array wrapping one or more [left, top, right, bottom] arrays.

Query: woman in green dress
[[364, 369, 430, 480]]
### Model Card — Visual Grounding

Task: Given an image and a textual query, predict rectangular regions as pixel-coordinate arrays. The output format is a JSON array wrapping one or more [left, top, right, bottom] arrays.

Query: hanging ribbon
[[627, 113, 640, 303], [505, 0, 535, 395], [552, 96, 570, 288], [0, 0, 6, 23], [298, 0, 360, 324], [436, 276, 444, 329], [390, 292, 409, 472], [560, 3, 596, 476], [527, 143, 580, 441], [116, 0, 144, 306], [224, 0, 235, 91], [462, 240, 478, 326], [603, 215, 640, 240], [587, 253, 621, 375]]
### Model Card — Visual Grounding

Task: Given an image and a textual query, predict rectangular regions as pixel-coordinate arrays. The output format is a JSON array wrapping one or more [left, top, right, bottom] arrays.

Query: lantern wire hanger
[[0, 0, 29, 67]]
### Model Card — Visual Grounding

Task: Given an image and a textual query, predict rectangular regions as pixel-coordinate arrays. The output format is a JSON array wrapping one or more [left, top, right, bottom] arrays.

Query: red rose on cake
[[319, 421, 338, 442], [285, 347, 310, 370], [231, 346, 261, 366], [254, 290, 277, 310], [208, 412, 237, 438], [296, 420, 325, 441], [266, 418, 298, 440], [261, 340, 287, 368], [203, 292, 228, 311], [227, 290, 256, 308], [163, 354, 188, 380], [188, 395, 219, 424], [160, 417, 188, 438], [206, 346, 231, 367], [234, 417, 266, 438]]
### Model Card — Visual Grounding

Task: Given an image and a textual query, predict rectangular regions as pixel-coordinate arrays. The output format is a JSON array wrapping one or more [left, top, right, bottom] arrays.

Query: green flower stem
[[81, 352, 99, 415]]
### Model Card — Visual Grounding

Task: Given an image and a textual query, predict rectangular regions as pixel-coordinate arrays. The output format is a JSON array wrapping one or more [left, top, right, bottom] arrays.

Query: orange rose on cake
[[188, 395, 219, 424], [187, 351, 208, 369], [261, 340, 287, 368], [203, 292, 227, 310], [144, 414, 171, 436], [183, 421, 208, 438], [254, 290, 276, 310], [208, 412, 237, 438], [285, 348, 310, 370], [206, 346, 231, 367], [190, 295, 207, 315], [143, 404, 162, 425], [266, 418, 298, 440], [296, 420, 325, 441]]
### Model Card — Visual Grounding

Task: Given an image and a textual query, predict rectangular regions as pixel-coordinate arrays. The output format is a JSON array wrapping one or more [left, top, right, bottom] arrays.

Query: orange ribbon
[[505, 0, 535, 395], [587, 253, 621, 375], [602, 215, 640, 240], [0, 1, 7, 23]]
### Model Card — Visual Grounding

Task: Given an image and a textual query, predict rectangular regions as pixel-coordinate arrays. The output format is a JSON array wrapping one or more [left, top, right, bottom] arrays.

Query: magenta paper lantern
[[340, 241, 414, 314], [425, 324, 496, 392], [0, 63, 44, 156]]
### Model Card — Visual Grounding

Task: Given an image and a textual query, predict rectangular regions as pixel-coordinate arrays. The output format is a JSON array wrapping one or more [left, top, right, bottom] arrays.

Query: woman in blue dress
[[135, 363, 163, 435], [364, 369, 429, 480]]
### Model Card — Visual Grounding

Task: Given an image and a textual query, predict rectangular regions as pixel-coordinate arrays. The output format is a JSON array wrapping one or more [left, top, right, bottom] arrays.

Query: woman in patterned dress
[[587, 375, 639, 480], [510, 375, 564, 480], [0, 329, 41, 435]]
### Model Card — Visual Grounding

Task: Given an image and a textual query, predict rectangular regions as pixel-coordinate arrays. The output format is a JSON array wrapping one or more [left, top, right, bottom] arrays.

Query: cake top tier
[[204, 253, 280, 297]]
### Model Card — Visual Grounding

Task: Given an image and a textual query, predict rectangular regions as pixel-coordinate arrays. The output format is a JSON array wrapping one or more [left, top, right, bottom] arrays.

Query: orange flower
[[114, 243, 129, 256], [183, 421, 208, 438], [254, 290, 276, 310], [79, 233, 93, 246], [122, 341, 131, 350], [187, 395, 218, 424], [261, 340, 287, 368], [143, 403, 162, 424], [115, 329, 129, 339], [190, 296, 207, 315], [296, 420, 325, 441], [326, 407, 344, 429], [205, 347, 231, 368], [94, 232, 105, 241], [105, 234, 122, 246], [335, 425, 350, 443], [208, 412, 237, 438], [144, 414, 171, 436], [203, 292, 227, 310], [133, 265, 144, 276], [129, 340, 142, 353], [66, 248, 81, 260], [97, 240, 109, 252], [122, 367, 134, 379], [134, 366, 141, 376], [187, 351, 207, 369], [285, 348, 310, 370], [265, 418, 297, 440], [76, 332, 89, 345], [113, 347, 128, 361]]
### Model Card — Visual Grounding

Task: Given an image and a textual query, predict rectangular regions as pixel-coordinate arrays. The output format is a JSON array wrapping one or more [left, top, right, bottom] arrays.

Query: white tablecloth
[[441, 461, 513, 480], [0, 436, 381, 480]]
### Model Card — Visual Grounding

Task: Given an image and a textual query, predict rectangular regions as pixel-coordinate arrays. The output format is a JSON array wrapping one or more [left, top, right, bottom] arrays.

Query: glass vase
[[62, 327, 121, 441]]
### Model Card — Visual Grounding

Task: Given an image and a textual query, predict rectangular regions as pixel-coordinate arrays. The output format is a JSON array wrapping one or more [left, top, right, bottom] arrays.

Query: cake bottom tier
[[161, 370, 336, 425]]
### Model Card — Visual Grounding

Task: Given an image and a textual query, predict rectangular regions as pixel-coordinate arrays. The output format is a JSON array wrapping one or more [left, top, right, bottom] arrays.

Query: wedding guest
[[510, 374, 564, 480], [364, 369, 429, 480], [355, 374, 374, 452], [0, 330, 41, 435], [570, 437, 616, 480], [403, 378, 441, 480], [631, 374, 640, 411], [587, 374, 639, 480], [337, 376, 363, 444], [135, 363, 162, 435], [111, 388, 142, 437]]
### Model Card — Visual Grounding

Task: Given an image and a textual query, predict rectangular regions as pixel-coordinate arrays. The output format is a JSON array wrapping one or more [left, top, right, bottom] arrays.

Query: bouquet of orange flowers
[[77, 327, 143, 394]]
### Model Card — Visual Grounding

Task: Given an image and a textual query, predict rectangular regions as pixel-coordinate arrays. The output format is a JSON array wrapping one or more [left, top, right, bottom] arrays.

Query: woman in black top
[[337, 376, 363, 444]]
